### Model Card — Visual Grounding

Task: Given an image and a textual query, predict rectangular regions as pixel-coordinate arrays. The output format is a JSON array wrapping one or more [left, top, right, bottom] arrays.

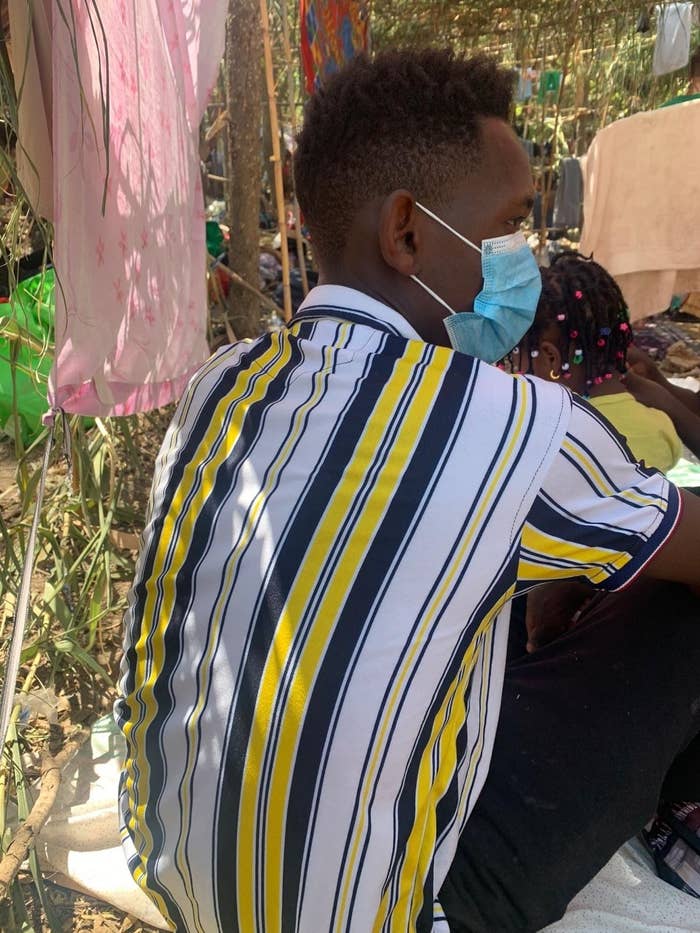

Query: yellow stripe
[[519, 524, 631, 585], [389, 598, 505, 932], [336, 379, 531, 930], [384, 658, 471, 933], [122, 334, 290, 910], [455, 612, 499, 827], [174, 329, 348, 927], [562, 438, 663, 509], [235, 341, 438, 932]]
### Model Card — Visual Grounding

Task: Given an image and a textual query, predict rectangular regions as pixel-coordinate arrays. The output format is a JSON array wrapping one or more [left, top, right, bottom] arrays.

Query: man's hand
[[525, 581, 596, 653]]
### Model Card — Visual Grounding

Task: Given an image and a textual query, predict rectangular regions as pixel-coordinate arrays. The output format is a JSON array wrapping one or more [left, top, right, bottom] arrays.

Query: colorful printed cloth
[[300, 0, 369, 93]]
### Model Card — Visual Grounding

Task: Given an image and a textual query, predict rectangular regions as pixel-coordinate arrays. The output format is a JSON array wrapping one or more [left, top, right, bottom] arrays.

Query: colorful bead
[[597, 338, 606, 347], [557, 313, 566, 322], [600, 327, 611, 336], [530, 349, 539, 358], [512, 346, 519, 354], [563, 372, 572, 379], [616, 351, 625, 359], [570, 329, 579, 339], [562, 362, 570, 371], [604, 372, 613, 380], [573, 349, 583, 364], [619, 323, 629, 331], [594, 376, 603, 385], [575, 290, 583, 299]]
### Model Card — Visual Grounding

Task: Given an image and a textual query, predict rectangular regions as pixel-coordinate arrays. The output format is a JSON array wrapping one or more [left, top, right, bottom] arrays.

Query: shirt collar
[[297, 285, 422, 341]]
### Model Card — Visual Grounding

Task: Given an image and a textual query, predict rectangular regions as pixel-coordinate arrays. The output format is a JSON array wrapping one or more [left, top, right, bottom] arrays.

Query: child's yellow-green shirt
[[589, 392, 682, 475]]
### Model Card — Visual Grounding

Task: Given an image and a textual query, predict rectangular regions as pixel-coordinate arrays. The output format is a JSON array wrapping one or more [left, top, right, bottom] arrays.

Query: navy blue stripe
[[141, 337, 306, 926], [122, 339, 273, 702], [538, 488, 650, 542], [526, 493, 650, 553], [253, 343, 433, 925], [602, 481, 681, 591], [275, 353, 477, 929], [214, 340, 406, 931], [290, 303, 404, 336], [343, 381, 537, 917], [380, 554, 518, 919], [519, 546, 618, 577], [120, 338, 274, 919]]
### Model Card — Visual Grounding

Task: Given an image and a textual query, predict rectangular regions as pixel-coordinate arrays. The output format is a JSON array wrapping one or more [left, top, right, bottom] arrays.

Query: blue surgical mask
[[410, 202, 542, 363]]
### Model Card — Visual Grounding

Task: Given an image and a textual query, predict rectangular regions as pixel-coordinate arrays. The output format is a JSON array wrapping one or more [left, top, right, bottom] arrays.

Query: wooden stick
[[259, 0, 292, 321], [279, 0, 309, 296], [213, 260, 285, 318], [0, 730, 89, 902]]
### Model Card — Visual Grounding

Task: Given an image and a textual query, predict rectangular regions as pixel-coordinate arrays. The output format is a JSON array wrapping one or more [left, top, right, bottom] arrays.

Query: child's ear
[[537, 339, 563, 379]]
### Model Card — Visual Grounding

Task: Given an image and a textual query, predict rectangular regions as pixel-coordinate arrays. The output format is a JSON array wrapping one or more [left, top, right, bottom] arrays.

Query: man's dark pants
[[440, 579, 700, 932]]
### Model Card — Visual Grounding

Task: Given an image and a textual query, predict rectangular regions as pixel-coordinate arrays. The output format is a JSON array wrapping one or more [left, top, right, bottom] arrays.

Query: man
[[116, 51, 700, 931]]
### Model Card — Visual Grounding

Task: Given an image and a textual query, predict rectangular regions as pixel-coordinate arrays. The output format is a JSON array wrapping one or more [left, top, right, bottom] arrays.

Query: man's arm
[[644, 489, 700, 586]]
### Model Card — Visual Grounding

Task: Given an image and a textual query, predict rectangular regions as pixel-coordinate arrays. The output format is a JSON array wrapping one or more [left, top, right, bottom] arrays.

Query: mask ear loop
[[410, 274, 457, 316], [414, 202, 482, 254]]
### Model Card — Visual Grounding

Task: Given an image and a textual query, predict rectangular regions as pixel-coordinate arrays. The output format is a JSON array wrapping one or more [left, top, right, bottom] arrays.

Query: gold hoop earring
[[550, 369, 561, 380]]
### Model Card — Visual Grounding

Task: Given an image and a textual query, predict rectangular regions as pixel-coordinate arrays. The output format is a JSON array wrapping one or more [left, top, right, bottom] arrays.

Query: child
[[508, 251, 684, 474]]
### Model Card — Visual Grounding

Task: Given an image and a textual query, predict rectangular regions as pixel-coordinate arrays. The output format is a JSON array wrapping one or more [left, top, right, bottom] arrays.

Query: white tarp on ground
[[26, 717, 700, 932], [546, 838, 700, 933]]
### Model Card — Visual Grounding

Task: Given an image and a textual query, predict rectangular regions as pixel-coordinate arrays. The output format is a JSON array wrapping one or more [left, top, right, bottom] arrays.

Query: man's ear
[[536, 338, 563, 378], [377, 190, 422, 277]]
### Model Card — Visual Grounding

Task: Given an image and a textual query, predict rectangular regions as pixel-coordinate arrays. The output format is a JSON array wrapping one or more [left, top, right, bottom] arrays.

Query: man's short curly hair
[[294, 49, 515, 264]]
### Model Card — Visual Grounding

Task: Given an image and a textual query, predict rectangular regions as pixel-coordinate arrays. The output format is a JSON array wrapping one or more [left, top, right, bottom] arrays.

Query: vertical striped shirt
[[116, 285, 680, 932]]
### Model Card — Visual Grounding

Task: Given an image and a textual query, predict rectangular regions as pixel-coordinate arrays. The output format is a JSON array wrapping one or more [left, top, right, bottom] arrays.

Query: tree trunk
[[225, 0, 263, 338]]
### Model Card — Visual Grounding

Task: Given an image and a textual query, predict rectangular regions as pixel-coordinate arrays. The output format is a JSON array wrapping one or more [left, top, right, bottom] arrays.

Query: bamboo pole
[[260, 0, 292, 321], [279, 0, 309, 296]]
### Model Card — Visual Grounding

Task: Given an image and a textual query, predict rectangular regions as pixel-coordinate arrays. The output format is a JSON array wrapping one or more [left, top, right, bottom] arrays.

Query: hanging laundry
[[299, 0, 370, 94], [537, 69, 562, 101], [552, 157, 583, 230], [580, 101, 700, 320], [515, 69, 533, 101], [653, 3, 693, 76], [49, 0, 227, 418], [6, 0, 53, 220], [520, 138, 535, 161]]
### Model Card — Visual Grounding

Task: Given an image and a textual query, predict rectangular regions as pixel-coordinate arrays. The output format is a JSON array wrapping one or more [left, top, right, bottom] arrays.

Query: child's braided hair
[[510, 251, 633, 387]]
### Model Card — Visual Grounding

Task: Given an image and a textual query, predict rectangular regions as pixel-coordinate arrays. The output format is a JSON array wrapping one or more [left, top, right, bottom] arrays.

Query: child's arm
[[624, 370, 700, 459], [627, 345, 700, 416]]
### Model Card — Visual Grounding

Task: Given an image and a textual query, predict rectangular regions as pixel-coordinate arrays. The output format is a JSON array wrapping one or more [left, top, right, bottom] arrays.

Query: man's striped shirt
[[116, 285, 680, 932]]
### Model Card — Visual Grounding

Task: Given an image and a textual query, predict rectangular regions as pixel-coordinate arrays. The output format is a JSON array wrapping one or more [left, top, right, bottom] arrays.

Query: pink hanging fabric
[[50, 0, 227, 417]]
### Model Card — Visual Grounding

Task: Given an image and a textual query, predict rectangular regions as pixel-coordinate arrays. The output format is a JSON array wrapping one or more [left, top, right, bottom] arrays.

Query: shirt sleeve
[[517, 394, 682, 592]]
